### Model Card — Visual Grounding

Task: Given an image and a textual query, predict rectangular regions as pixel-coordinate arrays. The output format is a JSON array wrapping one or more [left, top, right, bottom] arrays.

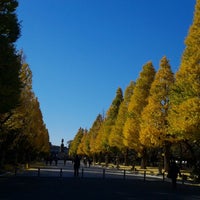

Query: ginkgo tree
[[2, 56, 50, 165], [88, 114, 103, 163], [168, 0, 200, 165], [95, 88, 123, 164], [140, 57, 174, 170], [68, 1, 200, 172], [77, 129, 89, 156], [0, 0, 22, 166], [123, 62, 155, 168], [108, 81, 135, 165], [109, 82, 135, 150], [69, 127, 84, 157]]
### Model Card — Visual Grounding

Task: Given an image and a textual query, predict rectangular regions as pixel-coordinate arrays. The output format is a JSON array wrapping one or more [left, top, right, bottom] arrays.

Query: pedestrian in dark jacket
[[168, 161, 181, 189], [73, 155, 80, 177]]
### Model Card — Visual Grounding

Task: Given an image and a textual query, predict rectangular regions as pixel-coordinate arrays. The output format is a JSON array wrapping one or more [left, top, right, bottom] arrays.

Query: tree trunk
[[92, 154, 96, 166], [0, 150, 5, 168], [140, 148, 147, 169], [123, 148, 129, 166], [105, 154, 109, 167], [163, 142, 171, 171], [157, 150, 163, 174]]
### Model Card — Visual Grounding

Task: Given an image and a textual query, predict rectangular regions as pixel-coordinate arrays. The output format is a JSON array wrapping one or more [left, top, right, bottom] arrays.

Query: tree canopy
[[168, 0, 200, 163], [0, 0, 21, 114], [140, 57, 174, 148], [123, 62, 155, 151]]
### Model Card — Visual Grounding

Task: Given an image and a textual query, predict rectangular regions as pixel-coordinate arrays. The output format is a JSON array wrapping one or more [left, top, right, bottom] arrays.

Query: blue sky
[[16, 0, 196, 146]]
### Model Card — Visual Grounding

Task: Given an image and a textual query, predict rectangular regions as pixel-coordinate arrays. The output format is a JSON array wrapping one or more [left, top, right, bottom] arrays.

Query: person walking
[[168, 161, 181, 190], [73, 155, 80, 177]]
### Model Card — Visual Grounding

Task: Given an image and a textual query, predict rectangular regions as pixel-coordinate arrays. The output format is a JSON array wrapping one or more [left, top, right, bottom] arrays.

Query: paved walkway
[[1, 176, 200, 200], [0, 161, 200, 200]]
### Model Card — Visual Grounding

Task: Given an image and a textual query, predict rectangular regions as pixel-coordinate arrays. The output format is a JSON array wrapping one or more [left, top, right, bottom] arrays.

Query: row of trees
[[0, 0, 50, 168], [69, 0, 200, 173]]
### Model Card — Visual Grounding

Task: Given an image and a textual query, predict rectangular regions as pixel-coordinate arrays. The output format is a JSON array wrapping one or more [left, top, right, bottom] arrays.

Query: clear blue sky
[[16, 0, 195, 146]]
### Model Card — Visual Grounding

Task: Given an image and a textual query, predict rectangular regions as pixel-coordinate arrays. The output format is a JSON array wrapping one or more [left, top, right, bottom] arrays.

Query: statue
[[60, 139, 64, 153]]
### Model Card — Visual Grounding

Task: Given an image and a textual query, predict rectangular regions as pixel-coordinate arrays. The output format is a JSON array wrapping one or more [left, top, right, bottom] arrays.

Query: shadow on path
[[0, 176, 200, 200]]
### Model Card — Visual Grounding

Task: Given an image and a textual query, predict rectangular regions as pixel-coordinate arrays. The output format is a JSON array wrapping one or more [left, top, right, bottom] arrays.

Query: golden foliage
[[123, 62, 155, 151], [169, 97, 200, 141], [139, 57, 174, 147]]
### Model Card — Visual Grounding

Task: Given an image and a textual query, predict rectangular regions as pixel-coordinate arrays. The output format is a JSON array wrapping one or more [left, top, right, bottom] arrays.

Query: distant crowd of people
[[45, 154, 67, 166], [44, 154, 93, 177]]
